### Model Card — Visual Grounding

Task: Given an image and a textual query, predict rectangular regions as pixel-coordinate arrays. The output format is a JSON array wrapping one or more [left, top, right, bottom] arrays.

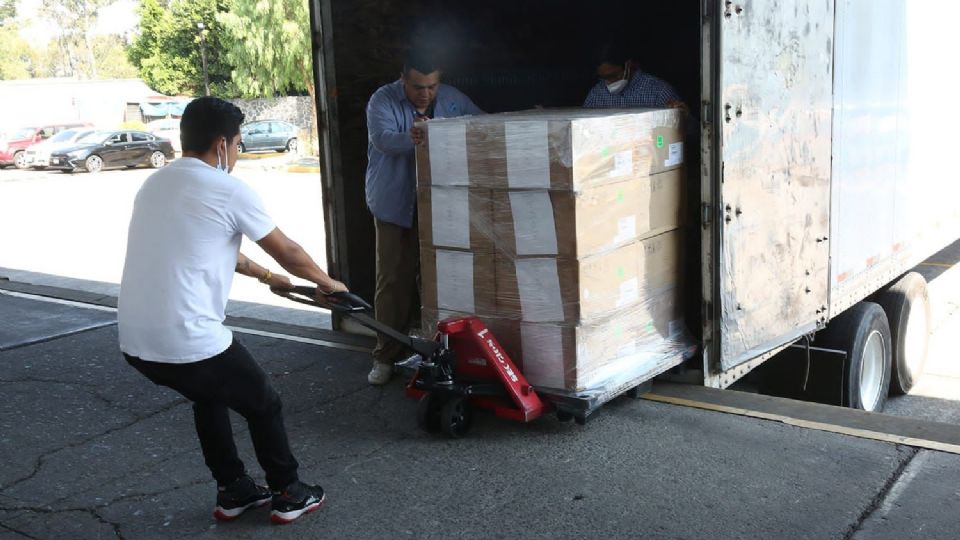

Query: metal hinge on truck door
[[703, 0, 714, 19], [701, 203, 712, 229]]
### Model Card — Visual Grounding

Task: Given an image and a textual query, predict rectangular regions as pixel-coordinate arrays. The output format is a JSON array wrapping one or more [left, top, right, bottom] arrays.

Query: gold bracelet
[[259, 269, 272, 284]]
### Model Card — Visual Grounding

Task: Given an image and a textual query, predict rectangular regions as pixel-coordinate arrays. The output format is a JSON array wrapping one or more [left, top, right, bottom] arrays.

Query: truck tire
[[874, 272, 930, 395], [811, 302, 892, 412]]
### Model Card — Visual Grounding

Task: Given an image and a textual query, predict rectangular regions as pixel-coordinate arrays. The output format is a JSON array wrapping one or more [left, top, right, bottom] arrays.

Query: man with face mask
[[364, 48, 483, 385], [583, 42, 684, 109], [119, 97, 345, 525]]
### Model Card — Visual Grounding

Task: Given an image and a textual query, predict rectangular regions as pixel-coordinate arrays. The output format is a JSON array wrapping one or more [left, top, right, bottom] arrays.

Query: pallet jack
[[272, 286, 550, 437]]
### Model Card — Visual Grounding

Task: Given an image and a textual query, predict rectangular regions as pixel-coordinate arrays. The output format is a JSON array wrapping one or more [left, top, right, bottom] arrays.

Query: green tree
[[128, 0, 236, 96], [0, 0, 16, 26], [217, 0, 317, 150], [93, 35, 138, 79], [0, 24, 31, 80], [41, 0, 117, 79]]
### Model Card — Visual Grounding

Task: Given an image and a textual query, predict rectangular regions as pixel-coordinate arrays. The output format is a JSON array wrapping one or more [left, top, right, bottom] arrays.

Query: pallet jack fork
[[272, 286, 547, 437]]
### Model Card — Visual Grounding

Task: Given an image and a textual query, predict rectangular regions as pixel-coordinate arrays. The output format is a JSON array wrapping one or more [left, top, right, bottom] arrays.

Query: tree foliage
[[40, 0, 116, 79], [0, 24, 31, 80], [0, 0, 16, 26], [216, 0, 312, 99], [128, 0, 236, 96]]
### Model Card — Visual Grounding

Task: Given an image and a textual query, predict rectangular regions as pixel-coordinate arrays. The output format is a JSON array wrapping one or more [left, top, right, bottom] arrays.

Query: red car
[[0, 123, 90, 169]]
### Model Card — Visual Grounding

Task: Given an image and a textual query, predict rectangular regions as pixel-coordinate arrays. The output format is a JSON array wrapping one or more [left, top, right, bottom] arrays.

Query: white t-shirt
[[118, 158, 275, 363]]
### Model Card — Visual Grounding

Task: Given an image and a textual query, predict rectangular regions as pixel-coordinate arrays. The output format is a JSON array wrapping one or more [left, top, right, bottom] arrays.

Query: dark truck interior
[[318, 0, 703, 339]]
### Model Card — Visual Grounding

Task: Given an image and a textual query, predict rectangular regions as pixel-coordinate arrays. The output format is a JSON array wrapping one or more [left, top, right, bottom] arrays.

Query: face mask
[[215, 138, 228, 172], [605, 66, 630, 94], [606, 79, 628, 94]]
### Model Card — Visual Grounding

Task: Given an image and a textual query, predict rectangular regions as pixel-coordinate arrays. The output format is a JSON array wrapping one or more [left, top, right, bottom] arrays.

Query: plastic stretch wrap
[[416, 108, 695, 396]]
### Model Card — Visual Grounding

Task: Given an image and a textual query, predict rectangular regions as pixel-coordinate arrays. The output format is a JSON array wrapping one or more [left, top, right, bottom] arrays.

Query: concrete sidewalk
[[2, 291, 959, 539]]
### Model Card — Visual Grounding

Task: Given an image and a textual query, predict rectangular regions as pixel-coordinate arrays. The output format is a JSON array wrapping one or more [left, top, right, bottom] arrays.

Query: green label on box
[[617, 189, 625, 203], [656, 135, 664, 148], [614, 325, 624, 337], [617, 266, 625, 279], [601, 146, 611, 157]]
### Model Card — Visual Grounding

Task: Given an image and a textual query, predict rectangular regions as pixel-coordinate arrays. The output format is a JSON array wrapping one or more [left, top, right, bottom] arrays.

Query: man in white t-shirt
[[119, 97, 344, 525]]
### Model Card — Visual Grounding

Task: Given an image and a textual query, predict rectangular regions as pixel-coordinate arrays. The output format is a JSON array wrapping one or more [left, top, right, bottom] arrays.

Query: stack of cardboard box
[[416, 108, 687, 393]]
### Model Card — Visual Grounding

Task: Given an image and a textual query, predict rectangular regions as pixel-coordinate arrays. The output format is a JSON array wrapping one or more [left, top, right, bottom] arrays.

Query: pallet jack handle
[[271, 286, 442, 358]]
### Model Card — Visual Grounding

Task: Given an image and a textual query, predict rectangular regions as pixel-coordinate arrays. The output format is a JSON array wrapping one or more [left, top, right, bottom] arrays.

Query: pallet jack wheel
[[625, 385, 645, 399], [556, 410, 574, 422], [440, 396, 473, 438], [416, 392, 443, 433]]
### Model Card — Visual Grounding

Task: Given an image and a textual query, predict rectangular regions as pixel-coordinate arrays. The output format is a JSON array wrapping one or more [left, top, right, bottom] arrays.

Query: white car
[[145, 119, 181, 154], [24, 128, 97, 169]]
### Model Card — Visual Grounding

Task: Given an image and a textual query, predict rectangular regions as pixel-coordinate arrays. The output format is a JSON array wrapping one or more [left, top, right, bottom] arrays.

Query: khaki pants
[[372, 218, 420, 364]]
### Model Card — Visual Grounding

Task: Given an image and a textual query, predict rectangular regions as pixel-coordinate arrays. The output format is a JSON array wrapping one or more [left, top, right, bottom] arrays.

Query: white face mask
[[606, 66, 630, 94], [215, 138, 228, 172], [606, 79, 628, 94]]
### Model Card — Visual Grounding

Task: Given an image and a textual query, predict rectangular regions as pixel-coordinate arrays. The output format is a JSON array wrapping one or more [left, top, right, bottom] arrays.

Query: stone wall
[[229, 96, 314, 130]]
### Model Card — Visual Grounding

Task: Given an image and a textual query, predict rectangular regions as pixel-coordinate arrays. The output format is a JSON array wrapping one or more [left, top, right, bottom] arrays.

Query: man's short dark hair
[[403, 49, 440, 76], [180, 97, 245, 153], [595, 41, 630, 68]]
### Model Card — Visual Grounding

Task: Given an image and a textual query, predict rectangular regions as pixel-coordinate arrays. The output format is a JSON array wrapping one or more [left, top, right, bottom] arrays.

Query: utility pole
[[197, 22, 210, 96]]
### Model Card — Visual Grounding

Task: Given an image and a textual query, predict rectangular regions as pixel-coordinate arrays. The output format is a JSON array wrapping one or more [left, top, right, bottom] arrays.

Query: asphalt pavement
[[2, 287, 959, 539]]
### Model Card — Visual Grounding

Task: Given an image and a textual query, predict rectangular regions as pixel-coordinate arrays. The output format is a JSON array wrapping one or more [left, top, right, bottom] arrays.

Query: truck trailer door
[[713, 0, 834, 371]]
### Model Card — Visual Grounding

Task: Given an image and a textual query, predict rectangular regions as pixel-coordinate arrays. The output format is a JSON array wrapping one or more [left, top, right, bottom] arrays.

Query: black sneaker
[[213, 475, 272, 521], [270, 481, 326, 525]]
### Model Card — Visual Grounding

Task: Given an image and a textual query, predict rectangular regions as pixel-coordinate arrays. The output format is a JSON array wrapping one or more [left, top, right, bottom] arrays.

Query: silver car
[[238, 120, 299, 153], [24, 128, 97, 169]]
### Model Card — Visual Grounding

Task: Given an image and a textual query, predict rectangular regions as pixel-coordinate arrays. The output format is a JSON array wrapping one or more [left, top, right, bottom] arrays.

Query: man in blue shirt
[[583, 43, 684, 110], [365, 49, 483, 385]]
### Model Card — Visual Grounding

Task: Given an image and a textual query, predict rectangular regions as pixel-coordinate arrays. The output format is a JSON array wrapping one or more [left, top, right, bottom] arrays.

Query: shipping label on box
[[417, 186, 494, 253], [420, 246, 496, 316]]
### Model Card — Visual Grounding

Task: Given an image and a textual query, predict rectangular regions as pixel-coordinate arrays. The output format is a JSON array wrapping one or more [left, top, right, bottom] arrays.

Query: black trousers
[[125, 339, 299, 491]]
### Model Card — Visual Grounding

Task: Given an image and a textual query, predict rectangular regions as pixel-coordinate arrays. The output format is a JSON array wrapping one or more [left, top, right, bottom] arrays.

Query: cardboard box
[[420, 246, 496, 317], [422, 290, 686, 393], [417, 186, 494, 253], [517, 291, 685, 392], [494, 230, 681, 324], [492, 168, 683, 258], [417, 108, 685, 191]]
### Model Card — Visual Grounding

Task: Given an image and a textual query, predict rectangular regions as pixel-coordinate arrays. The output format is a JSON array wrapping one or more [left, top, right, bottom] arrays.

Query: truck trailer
[[305, 0, 960, 412]]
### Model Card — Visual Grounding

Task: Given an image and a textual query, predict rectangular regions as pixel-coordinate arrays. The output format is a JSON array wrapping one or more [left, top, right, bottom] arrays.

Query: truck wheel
[[439, 396, 472, 438], [813, 302, 892, 412], [874, 272, 930, 395]]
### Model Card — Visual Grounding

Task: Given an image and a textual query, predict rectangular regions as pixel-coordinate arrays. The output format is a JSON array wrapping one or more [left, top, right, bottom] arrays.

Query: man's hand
[[266, 273, 294, 290], [319, 279, 348, 295], [666, 99, 689, 112], [410, 122, 426, 146]]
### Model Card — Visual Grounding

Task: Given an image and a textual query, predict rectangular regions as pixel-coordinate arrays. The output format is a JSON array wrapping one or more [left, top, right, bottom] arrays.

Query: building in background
[[0, 78, 191, 134]]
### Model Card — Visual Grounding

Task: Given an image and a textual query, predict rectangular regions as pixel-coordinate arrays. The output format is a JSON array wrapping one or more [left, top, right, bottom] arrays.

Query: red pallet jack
[[272, 286, 550, 437]]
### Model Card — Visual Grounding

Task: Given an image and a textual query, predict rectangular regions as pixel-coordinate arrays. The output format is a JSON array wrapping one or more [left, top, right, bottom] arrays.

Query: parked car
[[24, 128, 97, 169], [145, 118, 182, 154], [238, 120, 299, 153], [47, 130, 175, 173], [0, 123, 91, 169]]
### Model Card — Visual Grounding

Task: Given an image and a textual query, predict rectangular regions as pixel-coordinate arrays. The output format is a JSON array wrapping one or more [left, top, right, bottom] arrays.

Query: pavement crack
[[0, 398, 188, 494], [0, 507, 122, 539], [0, 521, 40, 540], [841, 445, 919, 540]]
